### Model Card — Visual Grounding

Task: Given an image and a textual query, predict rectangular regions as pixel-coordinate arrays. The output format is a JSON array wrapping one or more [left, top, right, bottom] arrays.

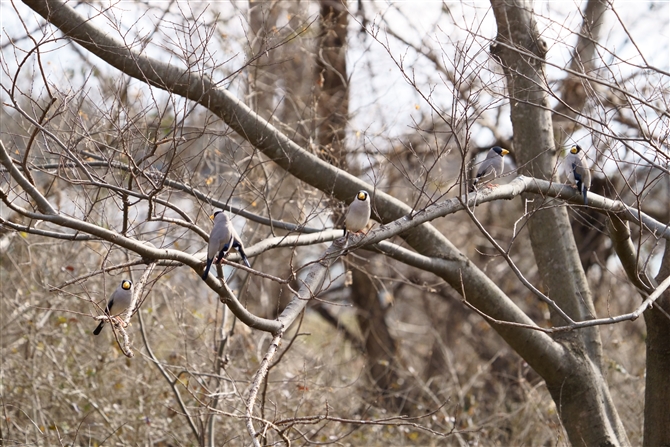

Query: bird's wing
[[208, 221, 231, 259], [476, 158, 495, 178], [564, 155, 581, 183], [570, 161, 584, 183]]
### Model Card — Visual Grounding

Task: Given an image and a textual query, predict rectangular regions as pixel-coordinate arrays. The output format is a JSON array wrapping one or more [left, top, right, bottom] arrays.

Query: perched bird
[[344, 190, 371, 236], [470, 146, 510, 191], [202, 211, 251, 280], [563, 144, 591, 205], [93, 279, 133, 335]]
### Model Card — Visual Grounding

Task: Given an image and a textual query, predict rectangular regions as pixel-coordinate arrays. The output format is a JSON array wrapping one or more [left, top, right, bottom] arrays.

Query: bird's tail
[[238, 248, 251, 268], [582, 185, 589, 205], [202, 258, 213, 280], [93, 321, 104, 335]]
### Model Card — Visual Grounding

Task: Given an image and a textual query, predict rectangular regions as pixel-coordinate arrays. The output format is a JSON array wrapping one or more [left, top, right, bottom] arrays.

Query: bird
[[202, 211, 251, 280], [563, 144, 591, 205], [344, 190, 371, 236], [93, 279, 133, 335], [470, 146, 510, 191]]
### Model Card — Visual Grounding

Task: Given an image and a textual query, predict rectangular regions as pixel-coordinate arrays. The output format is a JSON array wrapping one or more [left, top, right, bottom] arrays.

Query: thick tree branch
[[644, 240, 670, 445]]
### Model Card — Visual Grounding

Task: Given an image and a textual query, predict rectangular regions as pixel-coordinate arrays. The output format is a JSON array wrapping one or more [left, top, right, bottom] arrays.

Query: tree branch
[[0, 139, 56, 214], [607, 214, 655, 295]]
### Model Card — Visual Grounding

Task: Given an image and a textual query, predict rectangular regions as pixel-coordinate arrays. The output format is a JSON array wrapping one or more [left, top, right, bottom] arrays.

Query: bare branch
[[245, 332, 282, 447], [118, 261, 157, 357], [0, 139, 56, 214], [607, 214, 655, 295]]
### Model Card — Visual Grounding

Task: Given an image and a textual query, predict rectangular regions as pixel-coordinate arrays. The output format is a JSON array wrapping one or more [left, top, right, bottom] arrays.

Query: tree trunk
[[350, 264, 407, 412], [314, 0, 408, 413], [644, 241, 670, 446], [490, 0, 629, 445], [315, 0, 349, 169], [552, 0, 608, 144]]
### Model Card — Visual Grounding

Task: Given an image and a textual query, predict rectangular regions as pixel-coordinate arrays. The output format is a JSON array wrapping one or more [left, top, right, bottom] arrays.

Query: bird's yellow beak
[[209, 214, 215, 220], [357, 192, 367, 200], [122, 281, 131, 290], [570, 146, 578, 154], [501, 149, 510, 156]]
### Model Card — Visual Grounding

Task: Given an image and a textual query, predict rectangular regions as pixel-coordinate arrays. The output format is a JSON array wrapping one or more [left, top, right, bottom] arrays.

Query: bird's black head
[[356, 190, 369, 201], [492, 146, 510, 156], [210, 210, 225, 220], [121, 280, 132, 290], [570, 145, 582, 154]]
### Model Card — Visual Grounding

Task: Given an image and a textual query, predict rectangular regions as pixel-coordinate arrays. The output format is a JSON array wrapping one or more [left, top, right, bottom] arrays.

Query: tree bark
[[490, 0, 628, 445], [644, 241, 670, 446]]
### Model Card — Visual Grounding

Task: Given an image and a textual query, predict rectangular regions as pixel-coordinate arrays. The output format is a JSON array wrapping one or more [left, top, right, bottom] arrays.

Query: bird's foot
[[113, 316, 129, 328]]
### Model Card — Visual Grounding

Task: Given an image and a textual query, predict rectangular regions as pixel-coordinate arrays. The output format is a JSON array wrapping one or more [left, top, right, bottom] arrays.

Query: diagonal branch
[[0, 139, 56, 215]]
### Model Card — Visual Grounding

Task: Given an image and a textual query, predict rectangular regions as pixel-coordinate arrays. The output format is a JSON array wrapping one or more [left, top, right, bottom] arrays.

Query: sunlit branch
[[275, 238, 346, 335], [238, 229, 342, 259]]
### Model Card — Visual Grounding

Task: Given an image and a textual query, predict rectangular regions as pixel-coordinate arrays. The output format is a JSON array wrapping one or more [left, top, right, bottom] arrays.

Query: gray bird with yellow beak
[[202, 211, 250, 280], [344, 190, 371, 236], [470, 146, 510, 191], [93, 279, 133, 335], [564, 144, 591, 205]]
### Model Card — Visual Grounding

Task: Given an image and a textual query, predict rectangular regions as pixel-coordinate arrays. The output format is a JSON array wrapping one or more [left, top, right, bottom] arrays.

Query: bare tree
[[2, 0, 669, 445]]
